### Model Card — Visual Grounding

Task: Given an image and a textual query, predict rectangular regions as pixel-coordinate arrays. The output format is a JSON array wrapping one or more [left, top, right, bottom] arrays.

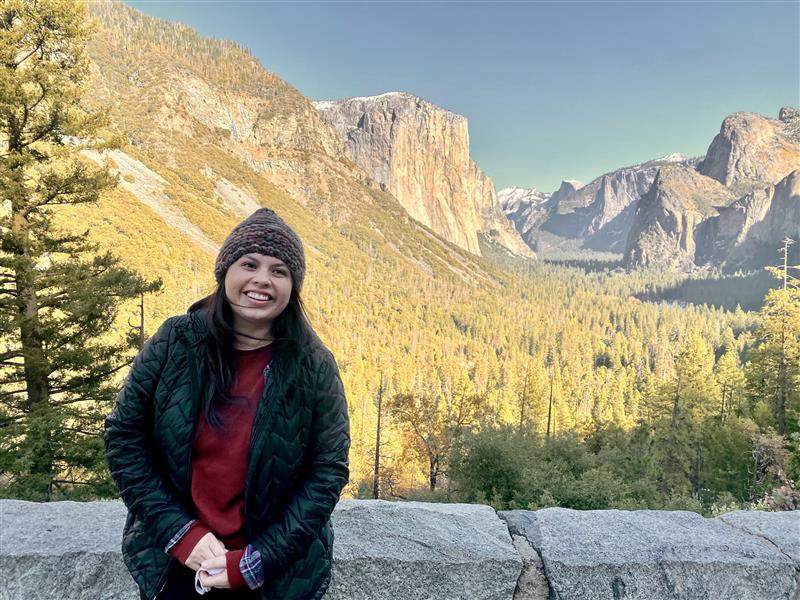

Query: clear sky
[[124, 0, 799, 193]]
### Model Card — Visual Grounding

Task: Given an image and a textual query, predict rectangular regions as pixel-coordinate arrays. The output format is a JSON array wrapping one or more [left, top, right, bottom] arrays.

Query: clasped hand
[[187, 532, 231, 589]]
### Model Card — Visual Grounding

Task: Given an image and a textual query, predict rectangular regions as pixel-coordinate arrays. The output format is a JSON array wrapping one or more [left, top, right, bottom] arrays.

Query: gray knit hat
[[215, 208, 305, 291]]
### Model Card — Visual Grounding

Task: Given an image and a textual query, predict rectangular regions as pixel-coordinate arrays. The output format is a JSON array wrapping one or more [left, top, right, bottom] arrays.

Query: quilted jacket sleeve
[[104, 317, 195, 550], [250, 349, 350, 580]]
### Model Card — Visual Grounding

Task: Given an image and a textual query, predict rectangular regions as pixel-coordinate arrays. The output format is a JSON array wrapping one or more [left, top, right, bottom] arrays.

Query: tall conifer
[[0, 0, 159, 499]]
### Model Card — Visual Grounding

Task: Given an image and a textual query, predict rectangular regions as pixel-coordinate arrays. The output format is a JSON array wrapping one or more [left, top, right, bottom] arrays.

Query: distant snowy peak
[[498, 186, 550, 211], [656, 152, 690, 163]]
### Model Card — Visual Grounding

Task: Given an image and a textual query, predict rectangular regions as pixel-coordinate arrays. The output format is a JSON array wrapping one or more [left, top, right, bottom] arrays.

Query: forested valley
[[0, 1, 797, 519]]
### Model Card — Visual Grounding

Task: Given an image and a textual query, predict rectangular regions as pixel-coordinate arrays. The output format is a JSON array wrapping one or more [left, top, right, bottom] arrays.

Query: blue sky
[[125, 1, 799, 192]]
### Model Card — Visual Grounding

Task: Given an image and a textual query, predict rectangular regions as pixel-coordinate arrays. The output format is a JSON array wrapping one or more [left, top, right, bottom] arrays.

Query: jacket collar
[[179, 306, 320, 367]]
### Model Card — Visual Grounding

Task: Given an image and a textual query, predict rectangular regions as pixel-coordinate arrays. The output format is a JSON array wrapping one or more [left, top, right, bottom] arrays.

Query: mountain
[[16, 0, 773, 503], [697, 107, 800, 194], [498, 187, 551, 243], [313, 93, 533, 258], [623, 166, 736, 270], [83, 2, 517, 288], [500, 154, 697, 253], [700, 170, 800, 271], [625, 109, 800, 272]]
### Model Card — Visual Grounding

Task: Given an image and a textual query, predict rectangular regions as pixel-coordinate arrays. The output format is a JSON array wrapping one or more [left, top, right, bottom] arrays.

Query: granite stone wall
[[1, 499, 797, 600]]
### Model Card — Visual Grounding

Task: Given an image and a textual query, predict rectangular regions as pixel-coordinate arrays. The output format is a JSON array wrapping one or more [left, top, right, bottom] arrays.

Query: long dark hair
[[187, 273, 317, 430]]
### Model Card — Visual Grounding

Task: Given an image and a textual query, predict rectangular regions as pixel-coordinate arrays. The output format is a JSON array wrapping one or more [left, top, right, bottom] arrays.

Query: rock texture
[[623, 109, 800, 271], [624, 166, 736, 270], [0, 500, 137, 600], [698, 107, 800, 193], [313, 93, 533, 258], [87, 1, 375, 227], [498, 187, 551, 247], [326, 500, 521, 600], [501, 508, 798, 600], [3, 500, 800, 600], [501, 155, 697, 254], [718, 510, 800, 565], [700, 170, 800, 270]]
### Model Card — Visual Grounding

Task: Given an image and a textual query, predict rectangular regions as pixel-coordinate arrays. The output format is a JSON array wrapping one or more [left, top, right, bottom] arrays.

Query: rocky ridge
[[500, 154, 697, 253], [705, 169, 800, 270], [623, 166, 736, 270], [313, 93, 533, 258], [625, 109, 800, 271], [500, 108, 799, 271], [84, 2, 512, 289], [698, 107, 800, 193]]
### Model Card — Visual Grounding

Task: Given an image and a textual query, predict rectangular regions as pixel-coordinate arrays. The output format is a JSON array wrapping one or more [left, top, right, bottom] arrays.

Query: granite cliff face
[[704, 170, 800, 270], [698, 108, 800, 193], [623, 166, 736, 270], [86, 2, 374, 226], [313, 93, 533, 257], [624, 108, 800, 271], [500, 155, 696, 253], [83, 2, 513, 290]]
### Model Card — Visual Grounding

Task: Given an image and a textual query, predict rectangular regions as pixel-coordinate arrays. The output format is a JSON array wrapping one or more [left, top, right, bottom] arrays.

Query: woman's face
[[224, 253, 293, 337]]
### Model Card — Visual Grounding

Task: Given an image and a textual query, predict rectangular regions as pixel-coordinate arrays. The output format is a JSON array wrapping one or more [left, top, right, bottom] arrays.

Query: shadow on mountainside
[[636, 270, 779, 312]]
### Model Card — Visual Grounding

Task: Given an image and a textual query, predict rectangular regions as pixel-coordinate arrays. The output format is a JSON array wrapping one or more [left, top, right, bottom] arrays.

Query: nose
[[252, 266, 273, 286]]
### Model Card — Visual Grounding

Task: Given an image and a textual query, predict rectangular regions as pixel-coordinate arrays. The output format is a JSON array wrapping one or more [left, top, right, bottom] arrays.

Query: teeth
[[245, 292, 272, 301]]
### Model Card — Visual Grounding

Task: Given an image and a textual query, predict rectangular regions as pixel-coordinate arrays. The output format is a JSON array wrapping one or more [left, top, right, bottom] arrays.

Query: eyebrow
[[242, 254, 288, 268]]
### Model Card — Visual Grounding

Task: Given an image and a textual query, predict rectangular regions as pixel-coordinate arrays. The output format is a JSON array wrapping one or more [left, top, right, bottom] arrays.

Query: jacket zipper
[[151, 559, 173, 600]]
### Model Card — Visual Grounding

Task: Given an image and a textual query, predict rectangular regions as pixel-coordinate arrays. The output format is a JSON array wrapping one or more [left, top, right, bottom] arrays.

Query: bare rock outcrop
[[501, 155, 697, 253], [697, 108, 800, 193], [623, 166, 735, 270], [314, 93, 533, 258], [498, 187, 551, 243], [710, 169, 800, 270]]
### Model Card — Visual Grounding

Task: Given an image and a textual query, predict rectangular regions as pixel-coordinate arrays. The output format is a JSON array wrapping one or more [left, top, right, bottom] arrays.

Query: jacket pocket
[[266, 529, 331, 600]]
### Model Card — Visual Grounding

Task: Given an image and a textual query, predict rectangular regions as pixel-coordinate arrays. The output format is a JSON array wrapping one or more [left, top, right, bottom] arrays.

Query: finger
[[200, 555, 226, 571], [201, 570, 230, 589]]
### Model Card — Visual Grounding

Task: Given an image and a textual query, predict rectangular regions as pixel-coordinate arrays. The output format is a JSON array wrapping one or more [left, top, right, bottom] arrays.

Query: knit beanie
[[214, 208, 305, 292]]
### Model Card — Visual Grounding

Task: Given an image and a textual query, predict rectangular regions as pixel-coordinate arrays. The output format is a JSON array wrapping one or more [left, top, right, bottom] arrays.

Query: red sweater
[[170, 345, 272, 588]]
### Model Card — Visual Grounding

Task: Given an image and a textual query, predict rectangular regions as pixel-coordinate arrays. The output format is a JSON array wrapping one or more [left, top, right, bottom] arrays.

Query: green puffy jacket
[[104, 310, 350, 600]]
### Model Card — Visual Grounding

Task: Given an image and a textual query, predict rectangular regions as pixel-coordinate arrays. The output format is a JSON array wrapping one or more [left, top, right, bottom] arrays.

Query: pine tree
[[0, 0, 159, 499], [747, 243, 800, 436], [656, 333, 720, 499], [714, 348, 746, 422]]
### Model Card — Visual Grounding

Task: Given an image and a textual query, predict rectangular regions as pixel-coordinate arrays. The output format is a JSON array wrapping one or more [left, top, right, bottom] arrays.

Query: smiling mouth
[[244, 291, 273, 302]]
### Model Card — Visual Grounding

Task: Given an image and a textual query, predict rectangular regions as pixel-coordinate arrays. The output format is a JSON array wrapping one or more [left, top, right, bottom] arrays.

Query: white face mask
[[195, 568, 225, 595]]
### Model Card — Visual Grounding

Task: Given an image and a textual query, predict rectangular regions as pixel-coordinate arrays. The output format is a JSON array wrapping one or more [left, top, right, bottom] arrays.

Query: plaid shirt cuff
[[164, 519, 197, 553], [240, 544, 264, 589]]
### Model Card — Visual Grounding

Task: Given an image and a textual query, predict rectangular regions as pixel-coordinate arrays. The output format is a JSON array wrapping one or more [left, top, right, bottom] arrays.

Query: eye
[[241, 260, 257, 269], [273, 268, 288, 276]]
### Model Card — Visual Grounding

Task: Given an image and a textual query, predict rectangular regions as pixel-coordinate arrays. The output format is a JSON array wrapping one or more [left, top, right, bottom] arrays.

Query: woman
[[105, 208, 350, 600]]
